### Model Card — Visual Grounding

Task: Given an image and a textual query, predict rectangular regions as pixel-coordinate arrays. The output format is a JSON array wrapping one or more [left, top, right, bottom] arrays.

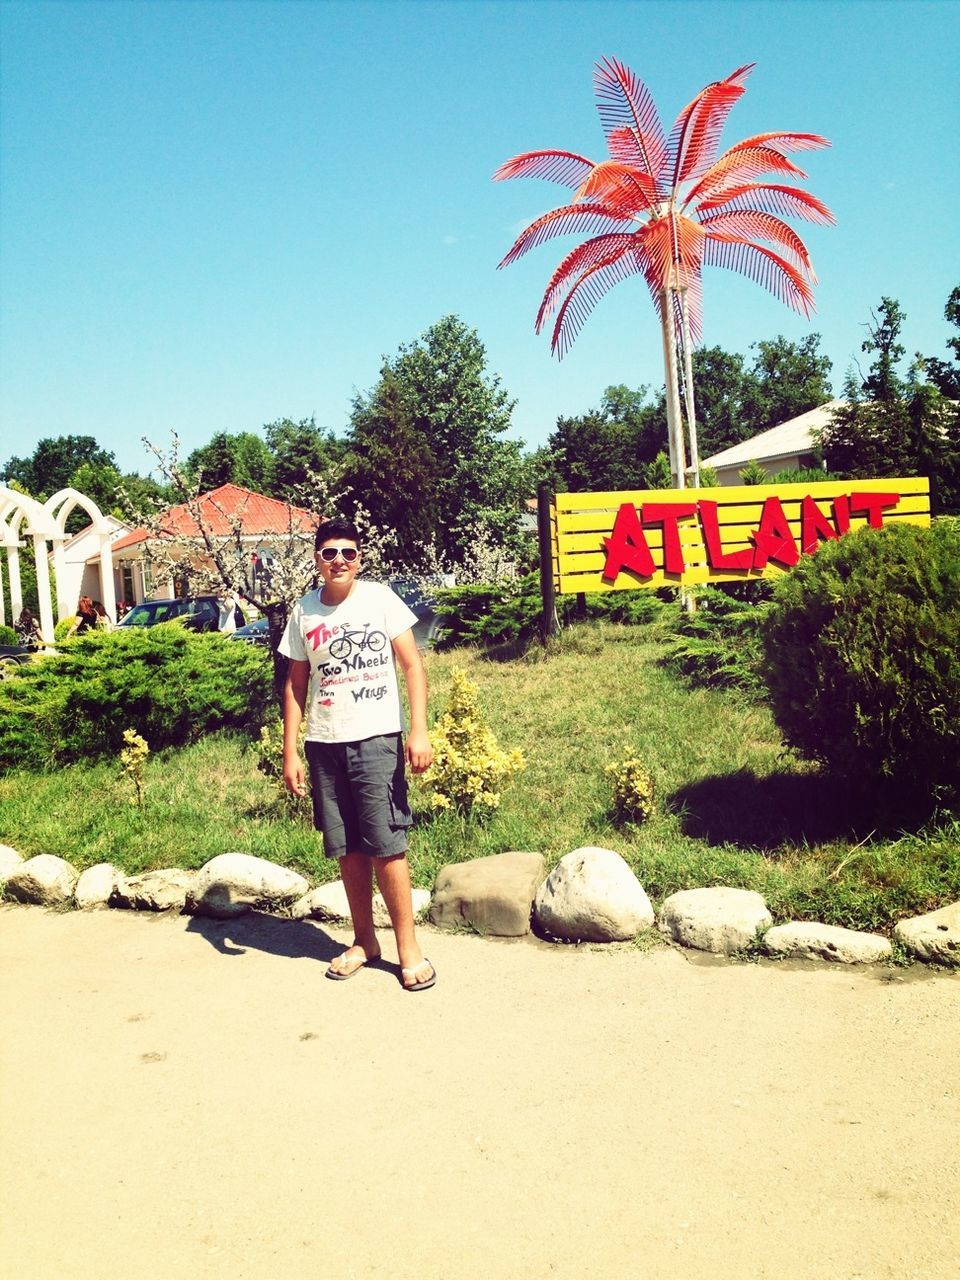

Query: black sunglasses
[[317, 545, 359, 562]]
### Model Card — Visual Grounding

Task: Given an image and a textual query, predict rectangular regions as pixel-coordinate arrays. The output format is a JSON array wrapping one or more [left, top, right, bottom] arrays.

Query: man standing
[[280, 518, 436, 991]]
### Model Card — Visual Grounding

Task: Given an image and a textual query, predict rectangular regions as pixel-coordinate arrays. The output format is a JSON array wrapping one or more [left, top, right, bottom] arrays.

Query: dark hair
[[315, 518, 361, 551]]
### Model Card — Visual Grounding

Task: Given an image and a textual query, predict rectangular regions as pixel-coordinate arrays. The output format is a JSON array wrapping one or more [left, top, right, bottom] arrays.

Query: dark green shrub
[[433, 575, 668, 651], [661, 586, 770, 693], [0, 625, 17, 645], [0, 625, 272, 771], [762, 521, 960, 817]]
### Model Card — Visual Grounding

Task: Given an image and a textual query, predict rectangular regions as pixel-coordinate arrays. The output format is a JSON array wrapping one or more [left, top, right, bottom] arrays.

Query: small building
[[701, 400, 844, 486], [108, 483, 317, 603]]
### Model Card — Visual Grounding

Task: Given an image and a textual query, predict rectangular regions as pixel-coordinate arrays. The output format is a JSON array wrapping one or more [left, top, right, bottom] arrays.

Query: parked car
[[0, 644, 34, 677], [116, 596, 242, 634], [232, 617, 270, 647]]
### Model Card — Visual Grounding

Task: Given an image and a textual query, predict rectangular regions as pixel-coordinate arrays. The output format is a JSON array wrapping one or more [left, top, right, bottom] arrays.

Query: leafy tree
[[3, 435, 117, 500], [543, 384, 660, 492], [819, 296, 960, 513], [263, 417, 344, 500], [923, 285, 960, 398], [346, 315, 528, 562], [185, 431, 275, 493], [343, 367, 441, 559], [740, 334, 833, 435]]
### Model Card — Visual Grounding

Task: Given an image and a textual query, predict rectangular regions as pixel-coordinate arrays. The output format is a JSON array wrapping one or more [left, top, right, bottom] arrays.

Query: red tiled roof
[[110, 485, 316, 553]]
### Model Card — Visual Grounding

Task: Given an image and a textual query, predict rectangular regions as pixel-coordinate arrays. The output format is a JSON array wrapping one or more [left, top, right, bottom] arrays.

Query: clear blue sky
[[1, 0, 958, 476]]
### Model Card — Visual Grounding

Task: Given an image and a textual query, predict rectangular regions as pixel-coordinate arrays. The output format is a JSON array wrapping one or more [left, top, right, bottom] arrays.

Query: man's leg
[[374, 853, 435, 989], [327, 851, 380, 977]]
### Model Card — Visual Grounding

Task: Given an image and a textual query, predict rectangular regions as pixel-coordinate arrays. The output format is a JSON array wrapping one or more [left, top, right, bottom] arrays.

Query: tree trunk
[[660, 289, 686, 488]]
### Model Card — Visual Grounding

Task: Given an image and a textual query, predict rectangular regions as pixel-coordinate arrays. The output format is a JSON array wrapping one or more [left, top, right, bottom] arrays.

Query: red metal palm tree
[[494, 60, 834, 486]]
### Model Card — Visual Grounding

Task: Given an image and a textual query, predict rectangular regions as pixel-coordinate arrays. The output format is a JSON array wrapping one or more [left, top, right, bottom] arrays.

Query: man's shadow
[[182, 911, 401, 980]]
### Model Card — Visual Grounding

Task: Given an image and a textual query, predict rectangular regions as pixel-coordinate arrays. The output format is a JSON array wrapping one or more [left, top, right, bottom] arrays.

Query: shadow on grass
[[668, 768, 874, 851]]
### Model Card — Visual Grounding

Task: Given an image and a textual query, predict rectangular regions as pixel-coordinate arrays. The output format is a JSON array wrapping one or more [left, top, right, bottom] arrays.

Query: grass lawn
[[1, 623, 957, 934]]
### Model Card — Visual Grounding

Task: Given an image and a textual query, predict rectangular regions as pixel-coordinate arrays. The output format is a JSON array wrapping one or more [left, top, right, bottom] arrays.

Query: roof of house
[[702, 400, 845, 471], [110, 483, 317, 553]]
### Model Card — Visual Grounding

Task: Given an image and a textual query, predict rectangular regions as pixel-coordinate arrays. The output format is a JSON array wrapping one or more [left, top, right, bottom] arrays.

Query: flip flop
[[401, 959, 437, 992], [325, 949, 379, 981]]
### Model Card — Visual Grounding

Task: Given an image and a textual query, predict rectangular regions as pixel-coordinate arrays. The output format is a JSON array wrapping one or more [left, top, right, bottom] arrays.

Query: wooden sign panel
[[551, 478, 931, 594]]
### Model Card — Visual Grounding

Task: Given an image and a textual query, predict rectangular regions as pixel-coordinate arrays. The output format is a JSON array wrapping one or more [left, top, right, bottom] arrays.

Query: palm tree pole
[[494, 59, 834, 487]]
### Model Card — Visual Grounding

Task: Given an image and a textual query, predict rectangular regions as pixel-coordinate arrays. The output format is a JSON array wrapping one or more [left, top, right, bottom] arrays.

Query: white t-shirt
[[279, 580, 418, 743]]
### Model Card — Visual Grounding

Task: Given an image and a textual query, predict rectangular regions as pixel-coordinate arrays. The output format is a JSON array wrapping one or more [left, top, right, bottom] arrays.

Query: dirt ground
[[1, 905, 958, 1280]]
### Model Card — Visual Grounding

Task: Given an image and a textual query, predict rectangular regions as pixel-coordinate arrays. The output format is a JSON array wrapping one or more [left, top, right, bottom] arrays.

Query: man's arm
[[392, 628, 433, 773], [282, 659, 311, 796]]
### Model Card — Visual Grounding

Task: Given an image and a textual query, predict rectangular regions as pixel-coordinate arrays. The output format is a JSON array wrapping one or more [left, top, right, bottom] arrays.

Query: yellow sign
[[551, 478, 931, 593]]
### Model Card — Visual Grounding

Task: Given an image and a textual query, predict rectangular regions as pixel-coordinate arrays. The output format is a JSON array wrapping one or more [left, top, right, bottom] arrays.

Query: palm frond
[[699, 210, 815, 275], [697, 183, 835, 226], [574, 160, 659, 212], [549, 248, 646, 358], [703, 237, 816, 316], [535, 232, 640, 330], [662, 64, 754, 189], [725, 131, 831, 155], [687, 146, 807, 204], [498, 203, 635, 269], [593, 58, 666, 177], [492, 150, 597, 188]]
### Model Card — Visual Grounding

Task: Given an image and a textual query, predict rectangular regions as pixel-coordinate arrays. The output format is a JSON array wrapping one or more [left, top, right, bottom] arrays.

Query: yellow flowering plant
[[119, 728, 149, 807], [420, 667, 525, 818], [605, 757, 655, 825]]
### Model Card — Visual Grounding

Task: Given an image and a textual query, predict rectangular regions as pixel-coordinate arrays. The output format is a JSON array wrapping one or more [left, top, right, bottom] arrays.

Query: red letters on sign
[[751, 497, 800, 570], [849, 492, 900, 528], [596, 489, 905, 584], [800, 495, 839, 555], [603, 503, 655, 580], [698, 500, 754, 572], [641, 502, 697, 574]]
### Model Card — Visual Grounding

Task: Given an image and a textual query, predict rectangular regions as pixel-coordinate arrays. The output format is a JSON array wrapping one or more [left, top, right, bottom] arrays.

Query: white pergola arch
[[0, 485, 117, 642]]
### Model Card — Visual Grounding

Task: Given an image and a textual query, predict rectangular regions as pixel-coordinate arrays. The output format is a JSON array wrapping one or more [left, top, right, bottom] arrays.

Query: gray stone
[[0, 845, 24, 882], [533, 846, 654, 943], [4, 854, 79, 906], [764, 921, 892, 964], [187, 853, 309, 918], [894, 902, 960, 966], [75, 864, 120, 910], [292, 880, 430, 927], [431, 851, 546, 937], [659, 886, 772, 954], [113, 869, 196, 912]]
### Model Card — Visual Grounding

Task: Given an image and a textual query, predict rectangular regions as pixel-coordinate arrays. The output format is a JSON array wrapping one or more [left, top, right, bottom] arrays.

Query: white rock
[[113, 869, 196, 912], [292, 880, 430, 927], [75, 864, 120, 910], [188, 853, 309, 918], [4, 854, 79, 906], [0, 845, 24, 881], [764, 921, 892, 964], [659, 886, 772, 954], [894, 902, 960, 966], [533, 846, 654, 942]]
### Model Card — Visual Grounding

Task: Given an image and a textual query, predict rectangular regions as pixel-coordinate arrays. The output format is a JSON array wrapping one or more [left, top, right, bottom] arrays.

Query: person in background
[[66, 596, 98, 637], [93, 601, 113, 631], [14, 607, 43, 649], [217, 587, 241, 634]]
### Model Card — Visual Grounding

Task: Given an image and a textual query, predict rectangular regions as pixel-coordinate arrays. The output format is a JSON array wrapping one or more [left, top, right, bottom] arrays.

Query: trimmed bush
[[0, 624, 272, 771], [762, 521, 960, 817], [0, 625, 17, 645]]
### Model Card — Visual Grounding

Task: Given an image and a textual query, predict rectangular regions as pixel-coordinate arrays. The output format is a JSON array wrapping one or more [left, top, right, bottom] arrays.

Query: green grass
[[1, 623, 957, 934]]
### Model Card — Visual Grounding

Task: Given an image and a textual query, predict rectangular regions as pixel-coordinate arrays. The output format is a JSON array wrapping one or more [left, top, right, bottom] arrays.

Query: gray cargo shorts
[[304, 733, 412, 860]]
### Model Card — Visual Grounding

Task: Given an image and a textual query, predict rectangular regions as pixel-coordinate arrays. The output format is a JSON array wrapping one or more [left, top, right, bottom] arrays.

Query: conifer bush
[[762, 521, 960, 817], [0, 625, 272, 771], [420, 667, 525, 817]]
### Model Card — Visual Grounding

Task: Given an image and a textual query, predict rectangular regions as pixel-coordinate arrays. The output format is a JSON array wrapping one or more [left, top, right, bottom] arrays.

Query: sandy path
[[1, 906, 958, 1280]]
